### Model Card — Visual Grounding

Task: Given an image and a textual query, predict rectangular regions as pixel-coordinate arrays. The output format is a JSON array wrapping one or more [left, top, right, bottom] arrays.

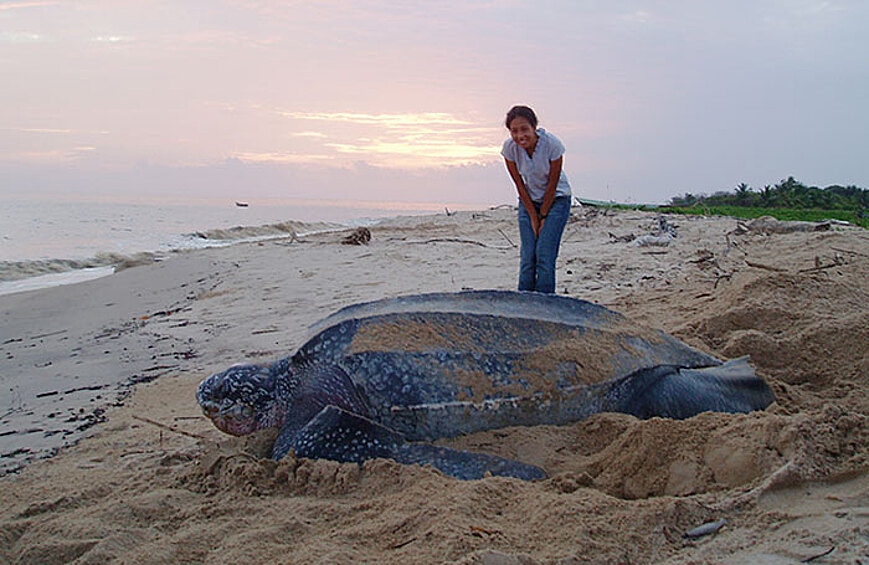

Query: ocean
[[0, 196, 485, 295]]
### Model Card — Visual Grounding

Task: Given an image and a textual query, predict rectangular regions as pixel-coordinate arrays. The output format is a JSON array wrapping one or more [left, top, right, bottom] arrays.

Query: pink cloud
[[0, 1, 58, 10]]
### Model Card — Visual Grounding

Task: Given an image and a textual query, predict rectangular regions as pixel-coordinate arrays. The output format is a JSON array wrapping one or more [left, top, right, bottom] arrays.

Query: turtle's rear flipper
[[609, 356, 775, 420], [291, 405, 546, 481]]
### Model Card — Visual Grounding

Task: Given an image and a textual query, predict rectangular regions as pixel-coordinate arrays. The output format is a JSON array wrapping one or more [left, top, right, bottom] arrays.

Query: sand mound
[[685, 267, 869, 415]]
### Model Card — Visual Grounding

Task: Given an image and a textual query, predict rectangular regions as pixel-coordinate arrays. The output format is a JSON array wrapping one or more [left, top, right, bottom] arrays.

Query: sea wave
[[0, 252, 158, 282], [0, 218, 358, 284], [187, 219, 345, 241]]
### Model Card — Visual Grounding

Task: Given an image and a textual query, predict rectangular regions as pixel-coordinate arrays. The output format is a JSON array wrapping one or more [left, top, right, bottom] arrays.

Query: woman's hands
[[504, 157, 553, 238], [530, 213, 542, 237]]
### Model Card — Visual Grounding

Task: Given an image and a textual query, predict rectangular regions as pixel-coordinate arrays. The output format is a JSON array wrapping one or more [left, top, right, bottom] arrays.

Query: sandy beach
[[1, 206, 867, 564]]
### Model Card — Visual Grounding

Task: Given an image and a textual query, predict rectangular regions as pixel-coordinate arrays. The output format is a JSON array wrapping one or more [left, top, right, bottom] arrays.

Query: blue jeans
[[517, 196, 570, 293]]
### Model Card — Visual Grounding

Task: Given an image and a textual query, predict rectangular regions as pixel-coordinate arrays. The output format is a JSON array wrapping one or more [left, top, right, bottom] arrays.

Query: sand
[[0, 207, 867, 564]]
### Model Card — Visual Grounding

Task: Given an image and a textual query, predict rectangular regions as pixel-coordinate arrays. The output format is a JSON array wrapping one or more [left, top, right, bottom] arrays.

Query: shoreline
[[1, 196, 495, 289], [0, 218, 363, 291], [1, 206, 867, 563]]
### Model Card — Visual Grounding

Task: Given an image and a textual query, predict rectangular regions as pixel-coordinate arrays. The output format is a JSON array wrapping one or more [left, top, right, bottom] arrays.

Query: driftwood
[[341, 227, 371, 245], [388, 537, 418, 550], [685, 248, 736, 287], [608, 232, 636, 243], [656, 214, 678, 237], [714, 272, 734, 288], [742, 253, 848, 274], [29, 329, 69, 340], [689, 249, 715, 264], [0, 407, 23, 419], [273, 232, 308, 246], [798, 262, 844, 273], [724, 232, 747, 257], [497, 229, 517, 248], [469, 525, 501, 537], [743, 216, 832, 234], [131, 415, 205, 440], [406, 238, 511, 250], [631, 233, 672, 247], [801, 547, 836, 563], [831, 246, 869, 259], [744, 259, 788, 272]]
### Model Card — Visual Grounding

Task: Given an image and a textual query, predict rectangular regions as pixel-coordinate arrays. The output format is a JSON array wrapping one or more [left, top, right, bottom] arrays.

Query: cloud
[[291, 131, 328, 139], [232, 151, 336, 164], [273, 110, 503, 168], [0, 1, 57, 10], [11, 146, 96, 163], [92, 35, 135, 43], [16, 128, 72, 134], [10, 127, 110, 135], [0, 31, 46, 43], [620, 10, 653, 24], [281, 111, 474, 127], [324, 139, 499, 168]]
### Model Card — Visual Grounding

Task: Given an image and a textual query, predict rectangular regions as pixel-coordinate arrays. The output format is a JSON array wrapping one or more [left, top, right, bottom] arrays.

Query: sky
[[1, 0, 868, 206]]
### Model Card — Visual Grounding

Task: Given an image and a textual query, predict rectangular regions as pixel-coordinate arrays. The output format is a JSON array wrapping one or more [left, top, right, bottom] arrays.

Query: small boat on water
[[235, 201, 249, 208]]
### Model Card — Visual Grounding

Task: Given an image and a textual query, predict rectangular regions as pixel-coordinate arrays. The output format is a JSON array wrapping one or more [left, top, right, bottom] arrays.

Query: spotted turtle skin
[[197, 290, 774, 480]]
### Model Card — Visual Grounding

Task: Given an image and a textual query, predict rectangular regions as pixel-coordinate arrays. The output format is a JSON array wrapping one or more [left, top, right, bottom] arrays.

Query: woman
[[501, 105, 572, 293]]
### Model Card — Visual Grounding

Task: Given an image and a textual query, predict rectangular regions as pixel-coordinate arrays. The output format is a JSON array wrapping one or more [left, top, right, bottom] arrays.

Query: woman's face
[[509, 117, 538, 151]]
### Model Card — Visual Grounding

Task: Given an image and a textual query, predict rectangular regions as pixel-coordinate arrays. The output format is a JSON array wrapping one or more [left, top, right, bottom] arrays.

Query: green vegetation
[[658, 176, 869, 228], [662, 205, 868, 227]]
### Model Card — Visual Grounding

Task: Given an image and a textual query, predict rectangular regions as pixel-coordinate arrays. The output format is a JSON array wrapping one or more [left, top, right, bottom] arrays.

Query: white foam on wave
[[0, 252, 156, 282], [184, 219, 347, 241], [0, 266, 116, 297]]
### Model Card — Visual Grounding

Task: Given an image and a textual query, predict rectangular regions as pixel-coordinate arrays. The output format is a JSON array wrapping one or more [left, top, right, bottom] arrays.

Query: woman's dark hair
[[505, 105, 538, 129]]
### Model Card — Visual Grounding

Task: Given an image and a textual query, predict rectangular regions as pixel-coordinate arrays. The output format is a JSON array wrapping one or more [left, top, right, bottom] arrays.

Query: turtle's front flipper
[[393, 443, 546, 481], [291, 405, 546, 481], [607, 357, 775, 419], [290, 405, 397, 462], [272, 362, 372, 460]]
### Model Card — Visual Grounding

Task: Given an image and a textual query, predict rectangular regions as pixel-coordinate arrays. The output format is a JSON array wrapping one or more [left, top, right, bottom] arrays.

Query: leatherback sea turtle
[[197, 290, 774, 480]]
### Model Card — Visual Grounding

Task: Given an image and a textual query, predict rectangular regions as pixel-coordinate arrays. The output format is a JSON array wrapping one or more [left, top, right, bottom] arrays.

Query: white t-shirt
[[501, 128, 571, 202]]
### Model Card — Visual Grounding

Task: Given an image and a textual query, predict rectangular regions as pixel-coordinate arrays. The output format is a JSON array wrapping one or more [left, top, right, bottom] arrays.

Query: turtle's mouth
[[200, 400, 257, 436], [196, 363, 274, 436]]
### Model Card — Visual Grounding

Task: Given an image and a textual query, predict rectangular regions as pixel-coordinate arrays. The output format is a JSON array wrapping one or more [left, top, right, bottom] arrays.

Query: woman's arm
[[504, 158, 541, 236], [539, 156, 563, 225]]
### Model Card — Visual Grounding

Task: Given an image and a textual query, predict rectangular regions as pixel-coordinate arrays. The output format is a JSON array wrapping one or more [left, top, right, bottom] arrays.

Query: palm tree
[[735, 182, 752, 206], [760, 185, 773, 207]]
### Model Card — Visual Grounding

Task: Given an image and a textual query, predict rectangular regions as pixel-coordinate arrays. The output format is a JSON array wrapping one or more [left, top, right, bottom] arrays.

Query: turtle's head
[[197, 364, 280, 436]]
